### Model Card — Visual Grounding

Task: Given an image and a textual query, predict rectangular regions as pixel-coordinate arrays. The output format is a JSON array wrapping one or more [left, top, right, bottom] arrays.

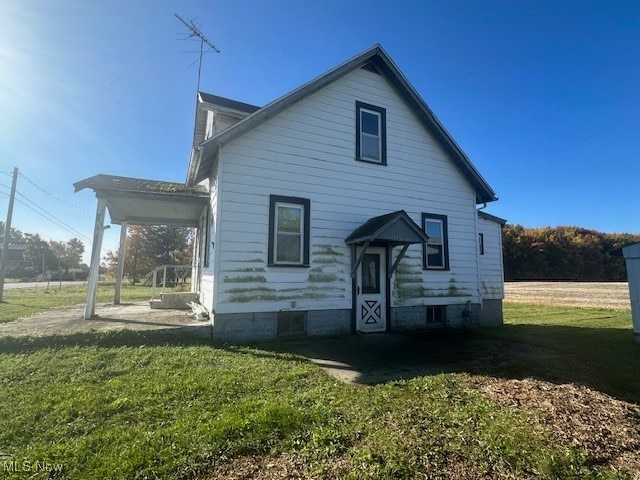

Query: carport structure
[[74, 174, 209, 319]]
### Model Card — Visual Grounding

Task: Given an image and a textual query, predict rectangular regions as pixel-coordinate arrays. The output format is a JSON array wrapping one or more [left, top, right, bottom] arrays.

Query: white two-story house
[[185, 44, 505, 340]]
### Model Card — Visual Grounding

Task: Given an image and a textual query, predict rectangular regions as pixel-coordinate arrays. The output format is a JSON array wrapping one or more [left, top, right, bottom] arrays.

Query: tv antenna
[[175, 13, 220, 94]]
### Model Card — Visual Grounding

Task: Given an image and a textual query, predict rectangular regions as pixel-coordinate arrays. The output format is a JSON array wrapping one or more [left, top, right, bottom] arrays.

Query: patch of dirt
[[197, 453, 361, 480], [194, 453, 309, 479], [471, 376, 640, 476], [0, 302, 209, 338], [505, 281, 631, 309]]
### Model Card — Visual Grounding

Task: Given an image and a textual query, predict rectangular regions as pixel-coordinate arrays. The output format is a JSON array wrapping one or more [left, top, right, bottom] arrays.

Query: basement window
[[277, 311, 307, 336], [426, 306, 445, 325]]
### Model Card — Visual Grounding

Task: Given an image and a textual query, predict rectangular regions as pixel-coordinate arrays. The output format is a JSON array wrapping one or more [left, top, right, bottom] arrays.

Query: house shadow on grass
[[286, 326, 640, 404], [0, 324, 638, 404]]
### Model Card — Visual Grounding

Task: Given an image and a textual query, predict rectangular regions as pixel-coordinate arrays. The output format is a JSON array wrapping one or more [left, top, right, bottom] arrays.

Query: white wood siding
[[478, 217, 504, 299], [197, 174, 217, 312], [215, 67, 482, 314]]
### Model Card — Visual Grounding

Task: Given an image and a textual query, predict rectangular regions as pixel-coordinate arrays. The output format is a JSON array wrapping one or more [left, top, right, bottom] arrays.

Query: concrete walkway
[[289, 332, 453, 385]]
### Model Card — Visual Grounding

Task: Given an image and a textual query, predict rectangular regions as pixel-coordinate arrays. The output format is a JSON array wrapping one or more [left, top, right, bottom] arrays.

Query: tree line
[[0, 222, 86, 280], [104, 225, 192, 284], [503, 225, 639, 281]]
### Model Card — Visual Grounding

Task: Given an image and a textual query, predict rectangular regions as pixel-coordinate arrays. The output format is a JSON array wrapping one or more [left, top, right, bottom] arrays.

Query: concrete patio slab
[[0, 301, 211, 338], [288, 330, 559, 386]]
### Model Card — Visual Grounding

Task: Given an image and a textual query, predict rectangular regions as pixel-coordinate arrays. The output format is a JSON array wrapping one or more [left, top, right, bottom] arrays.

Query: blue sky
[[1, 0, 638, 263]]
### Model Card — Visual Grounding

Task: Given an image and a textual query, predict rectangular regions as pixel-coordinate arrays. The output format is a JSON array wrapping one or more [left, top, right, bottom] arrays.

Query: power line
[[13, 192, 92, 243], [18, 172, 90, 212], [14, 197, 92, 243], [0, 180, 91, 242]]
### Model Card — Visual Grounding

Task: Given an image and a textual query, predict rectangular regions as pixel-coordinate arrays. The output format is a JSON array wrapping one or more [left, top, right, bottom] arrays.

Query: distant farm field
[[505, 281, 631, 309]]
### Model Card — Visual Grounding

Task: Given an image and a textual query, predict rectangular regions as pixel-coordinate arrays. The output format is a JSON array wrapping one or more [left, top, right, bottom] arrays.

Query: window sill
[[356, 157, 387, 166], [268, 263, 310, 268]]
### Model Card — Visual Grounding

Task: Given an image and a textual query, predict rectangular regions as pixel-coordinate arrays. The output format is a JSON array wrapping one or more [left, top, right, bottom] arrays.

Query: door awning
[[345, 210, 428, 278], [74, 174, 209, 227], [345, 210, 428, 246]]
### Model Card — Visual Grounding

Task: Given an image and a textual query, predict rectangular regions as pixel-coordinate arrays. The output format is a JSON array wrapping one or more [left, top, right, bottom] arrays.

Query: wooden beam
[[84, 199, 106, 319], [350, 240, 371, 278], [389, 244, 410, 278], [114, 221, 127, 305]]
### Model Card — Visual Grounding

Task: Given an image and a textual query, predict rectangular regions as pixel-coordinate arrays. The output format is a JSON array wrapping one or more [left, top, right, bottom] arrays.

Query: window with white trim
[[356, 101, 386, 164], [268, 195, 310, 266], [422, 213, 449, 270]]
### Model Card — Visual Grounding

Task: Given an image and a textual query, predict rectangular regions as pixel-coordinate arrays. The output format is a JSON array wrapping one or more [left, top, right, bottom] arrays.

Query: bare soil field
[[505, 281, 631, 309]]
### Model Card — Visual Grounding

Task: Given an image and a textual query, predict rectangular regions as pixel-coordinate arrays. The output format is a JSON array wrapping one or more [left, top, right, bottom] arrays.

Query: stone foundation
[[212, 301, 501, 341], [445, 303, 481, 328], [212, 309, 351, 341], [391, 306, 428, 330], [479, 299, 503, 326], [307, 309, 351, 336], [212, 312, 276, 341]]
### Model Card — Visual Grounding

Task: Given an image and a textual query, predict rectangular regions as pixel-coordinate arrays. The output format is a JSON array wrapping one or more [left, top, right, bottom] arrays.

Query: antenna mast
[[175, 13, 220, 96], [175, 13, 221, 151]]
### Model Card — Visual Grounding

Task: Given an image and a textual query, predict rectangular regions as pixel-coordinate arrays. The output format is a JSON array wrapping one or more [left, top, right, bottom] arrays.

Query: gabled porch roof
[[346, 210, 428, 279], [346, 210, 428, 246]]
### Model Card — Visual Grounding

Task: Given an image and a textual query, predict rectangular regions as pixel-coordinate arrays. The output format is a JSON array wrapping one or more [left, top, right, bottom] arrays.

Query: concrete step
[[149, 292, 199, 310]]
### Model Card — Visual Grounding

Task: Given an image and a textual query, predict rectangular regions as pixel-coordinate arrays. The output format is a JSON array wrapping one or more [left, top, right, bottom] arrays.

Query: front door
[[356, 247, 386, 332]]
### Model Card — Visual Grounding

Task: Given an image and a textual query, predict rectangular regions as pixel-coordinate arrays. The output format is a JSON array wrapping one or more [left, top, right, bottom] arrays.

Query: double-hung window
[[268, 195, 310, 266], [422, 213, 449, 270], [356, 101, 386, 164]]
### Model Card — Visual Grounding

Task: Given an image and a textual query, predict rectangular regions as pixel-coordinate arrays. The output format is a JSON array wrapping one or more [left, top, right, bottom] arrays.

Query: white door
[[356, 247, 386, 332]]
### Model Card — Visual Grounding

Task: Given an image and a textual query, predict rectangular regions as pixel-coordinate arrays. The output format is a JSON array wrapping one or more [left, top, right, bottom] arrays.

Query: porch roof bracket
[[350, 240, 372, 278], [388, 243, 410, 278]]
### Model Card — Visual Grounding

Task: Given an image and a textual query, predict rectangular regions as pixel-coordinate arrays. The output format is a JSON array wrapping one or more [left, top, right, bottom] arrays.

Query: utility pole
[[0, 167, 19, 302]]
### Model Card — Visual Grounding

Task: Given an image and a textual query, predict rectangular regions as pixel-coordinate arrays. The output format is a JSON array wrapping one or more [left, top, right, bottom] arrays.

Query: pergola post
[[84, 199, 106, 319], [114, 221, 127, 305]]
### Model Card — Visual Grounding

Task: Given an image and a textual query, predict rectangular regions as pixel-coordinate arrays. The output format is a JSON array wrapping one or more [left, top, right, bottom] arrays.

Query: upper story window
[[356, 101, 387, 165], [422, 213, 449, 270], [479, 233, 485, 255], [268, 195, 310, 267]]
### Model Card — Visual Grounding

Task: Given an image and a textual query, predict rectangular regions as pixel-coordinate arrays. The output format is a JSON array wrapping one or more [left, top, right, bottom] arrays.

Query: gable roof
[[345, 210, 428, 246], [478, 211, 507, 226], [198, 92, 260, 114], [187, 44, 497, 204]]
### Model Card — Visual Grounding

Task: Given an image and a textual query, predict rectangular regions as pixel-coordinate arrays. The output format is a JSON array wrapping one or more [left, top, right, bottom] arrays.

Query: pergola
[[74, 174, 209, 319]]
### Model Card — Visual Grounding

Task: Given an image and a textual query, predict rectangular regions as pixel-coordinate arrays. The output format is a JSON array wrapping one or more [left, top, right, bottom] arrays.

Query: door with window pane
[[356, 247, 386, 332]]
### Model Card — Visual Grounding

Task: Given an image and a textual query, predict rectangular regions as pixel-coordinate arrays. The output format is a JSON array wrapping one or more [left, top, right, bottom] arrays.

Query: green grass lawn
[[0, 307, 635, 479], [0, 284, 159, 324], [483, 303, 640, 404]]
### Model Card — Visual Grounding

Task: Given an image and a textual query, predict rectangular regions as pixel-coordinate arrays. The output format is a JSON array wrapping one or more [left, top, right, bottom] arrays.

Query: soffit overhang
[[74, 174, 209, 227]]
